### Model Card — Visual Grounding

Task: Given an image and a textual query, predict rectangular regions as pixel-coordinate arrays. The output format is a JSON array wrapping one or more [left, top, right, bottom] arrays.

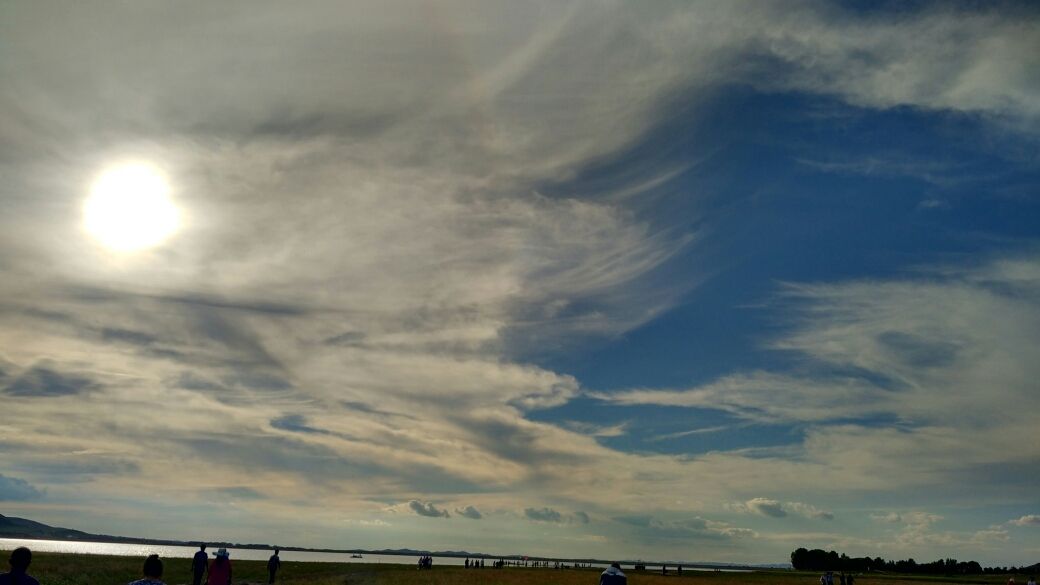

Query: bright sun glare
[[84, 163, 180, 252]]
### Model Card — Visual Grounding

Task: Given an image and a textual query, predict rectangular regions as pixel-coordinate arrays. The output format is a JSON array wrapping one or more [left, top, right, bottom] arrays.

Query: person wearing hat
[[0, 547, 39, 585], [206, 548, 232, 585]]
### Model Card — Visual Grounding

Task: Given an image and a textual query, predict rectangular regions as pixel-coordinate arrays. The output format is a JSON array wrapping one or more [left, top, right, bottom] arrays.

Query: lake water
[[0, 538, 747, 572], [0, 538, 468, 566]]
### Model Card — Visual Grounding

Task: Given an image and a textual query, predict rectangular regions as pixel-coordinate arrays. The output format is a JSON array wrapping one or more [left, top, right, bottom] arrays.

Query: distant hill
[[0, 514, 93, 540]]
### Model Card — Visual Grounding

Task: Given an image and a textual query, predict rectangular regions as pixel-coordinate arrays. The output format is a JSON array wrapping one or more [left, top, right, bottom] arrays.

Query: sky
[[1, 0, 1038, 567]]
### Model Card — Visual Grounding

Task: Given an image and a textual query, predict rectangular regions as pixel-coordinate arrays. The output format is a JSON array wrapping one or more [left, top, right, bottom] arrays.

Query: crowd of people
[[819, 571, 855, 585], [0, 545, 283, 585]]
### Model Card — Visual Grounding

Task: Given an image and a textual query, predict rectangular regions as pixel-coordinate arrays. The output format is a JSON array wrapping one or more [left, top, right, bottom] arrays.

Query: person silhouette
[[128, 554, 165, 585], [267, 549, 281, 584], [0, 547, 39, 585], [190, 544, 208, 585]]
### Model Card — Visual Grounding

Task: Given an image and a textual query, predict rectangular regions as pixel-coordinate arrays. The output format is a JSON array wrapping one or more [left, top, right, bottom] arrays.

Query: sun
[[84, 162, 180, 251]]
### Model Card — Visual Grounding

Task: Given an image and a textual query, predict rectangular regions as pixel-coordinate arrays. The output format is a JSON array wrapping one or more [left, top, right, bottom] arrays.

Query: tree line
[[791, 548, 1033, 575]]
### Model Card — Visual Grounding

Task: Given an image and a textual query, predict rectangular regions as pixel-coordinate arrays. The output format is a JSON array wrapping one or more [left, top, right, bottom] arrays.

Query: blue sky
[[0, 0, 1038, 566]]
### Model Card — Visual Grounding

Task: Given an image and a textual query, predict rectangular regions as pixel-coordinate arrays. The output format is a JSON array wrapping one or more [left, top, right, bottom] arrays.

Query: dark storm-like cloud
[[524, 507, 563, 523], [0, 473, 44, 501], [3, 363, 99, 397], [409, 500, 449, 518]]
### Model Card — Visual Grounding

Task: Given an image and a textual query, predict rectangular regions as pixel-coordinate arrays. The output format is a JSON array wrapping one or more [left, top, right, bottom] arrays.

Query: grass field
[[0, 551, 1021, 585]]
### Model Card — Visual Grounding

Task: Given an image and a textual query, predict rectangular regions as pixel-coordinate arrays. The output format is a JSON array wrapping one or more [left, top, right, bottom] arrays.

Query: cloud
[[525, 507, 564, 523], [613, 515, 756, 541], [211, 486, 265, 500], [455, 506, 483, 520], [733, 498, 833, 520], [0, 473, 44, 501], [562, 421, 628, 438], [785, 502, 835, 521], [747, 498, 787, 518], [596, 254, 1040, 496], [408, 500, 450, 518], [0, 0, 1036, 564], [574, 511, 590, 525], [1009, 515, 1040, 527], [871, 512, 903, 524], [3, 363, 99, 397]]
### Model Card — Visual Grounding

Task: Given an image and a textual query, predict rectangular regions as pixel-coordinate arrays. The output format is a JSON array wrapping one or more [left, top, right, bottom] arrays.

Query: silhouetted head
[[143, 554, 163, 578], [200, 544, 207, 551], [611, 562, 621, 570], [9, 547, 32, 572], [274, 549, 280, 555]]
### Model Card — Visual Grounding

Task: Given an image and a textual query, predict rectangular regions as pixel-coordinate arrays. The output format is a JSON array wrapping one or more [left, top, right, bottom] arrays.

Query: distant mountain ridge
[[0, 514, 93, 540]]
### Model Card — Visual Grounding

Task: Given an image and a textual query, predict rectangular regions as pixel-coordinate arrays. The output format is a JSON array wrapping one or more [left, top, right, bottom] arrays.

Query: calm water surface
[[0, 538, 465, 565]]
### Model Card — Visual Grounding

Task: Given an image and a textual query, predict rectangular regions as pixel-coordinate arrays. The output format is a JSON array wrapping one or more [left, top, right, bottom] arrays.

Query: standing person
[[190, 545, 208, 585], [207, 548, 232, 585], [128, 554, 165, 585], [0, 547, 39, 585], [1026, 577, 1035, 585], [600, 562, 627, 585], [848, 575, 856, 585], [267, 549, 281, 584]]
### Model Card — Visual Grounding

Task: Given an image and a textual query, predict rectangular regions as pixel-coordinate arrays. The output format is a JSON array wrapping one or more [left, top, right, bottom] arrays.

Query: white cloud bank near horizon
[[0, 0, 1038, 565]]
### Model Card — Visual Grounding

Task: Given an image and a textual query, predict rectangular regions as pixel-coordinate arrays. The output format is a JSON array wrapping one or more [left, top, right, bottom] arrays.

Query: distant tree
[[790, 550, 1008, 576]]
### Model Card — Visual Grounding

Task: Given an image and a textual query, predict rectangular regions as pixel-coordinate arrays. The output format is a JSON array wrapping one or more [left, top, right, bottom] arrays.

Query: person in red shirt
[[207, 549, 232, 585]]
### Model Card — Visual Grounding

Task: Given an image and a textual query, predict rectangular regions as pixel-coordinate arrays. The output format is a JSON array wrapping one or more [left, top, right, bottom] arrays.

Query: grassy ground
[[0, 551, 1019, 585]]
